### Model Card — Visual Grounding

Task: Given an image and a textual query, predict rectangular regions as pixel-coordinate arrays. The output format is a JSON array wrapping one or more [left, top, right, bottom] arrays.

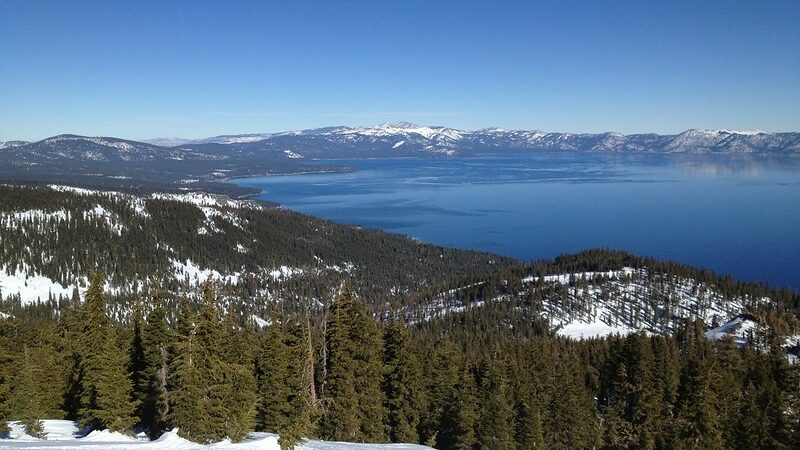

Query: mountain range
[[2, 123, 798, 195], [144, 122, 800, 156]]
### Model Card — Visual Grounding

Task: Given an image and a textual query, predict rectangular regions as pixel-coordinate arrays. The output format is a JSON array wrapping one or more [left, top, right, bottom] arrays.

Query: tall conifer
[[77, 273, 137, 432], [382, 316, 423, 443], [319, 287, 359, 441], [139, 296, 172, 438], [256, 317, 292, 432]]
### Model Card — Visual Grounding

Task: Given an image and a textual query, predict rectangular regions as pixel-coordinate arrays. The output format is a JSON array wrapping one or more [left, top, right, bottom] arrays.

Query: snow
[[556, 321, 637, 340], [0, 265, 75, 304], [81, 430, 137, 442], [44, 136, 135, 150], [5, 420, 84, 441], [197, 134, 273, 145], [47, 185, 149, 219], [693, 129, 769, 136], [705, 315, 759, 346], [150, 193, 261, 211], [83, 205, 124, 235], [283, 150, 304, 159], [0, 421, 434, 449], [522, 267, 636, 284], [330, 123, 464, 141], [2, 209, 69, 224], [250, 315, 270, 328], [392, 140, 405, 148], [171, 259, 240, 286], [48, 185, 98, 196], [415, 266, 766, 341], [268, 266, 304, 280]]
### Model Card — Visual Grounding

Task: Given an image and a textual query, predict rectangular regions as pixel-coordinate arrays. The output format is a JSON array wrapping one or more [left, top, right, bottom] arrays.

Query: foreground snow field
[[0, 420, 433, 450]]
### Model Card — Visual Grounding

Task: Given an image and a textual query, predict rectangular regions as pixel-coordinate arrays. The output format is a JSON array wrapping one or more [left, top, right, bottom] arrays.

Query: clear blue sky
[[1, 0, 798, 141]]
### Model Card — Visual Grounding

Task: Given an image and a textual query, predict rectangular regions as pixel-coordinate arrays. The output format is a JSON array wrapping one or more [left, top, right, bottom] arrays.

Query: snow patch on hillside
[[151, 193, 262, 211], [268, 266, 304, 280], [48, 185, 99, 196], [171, 259, 241, 285], [705, 315, 759, 346], [522, 267, 636, 284], [83, 205, 125, 235], [556, 321, 637, 340], [0, 265, 75, 304], [415, 267, 765, 340], [2, 209, 69, 224], [283, 150, 304, 159]]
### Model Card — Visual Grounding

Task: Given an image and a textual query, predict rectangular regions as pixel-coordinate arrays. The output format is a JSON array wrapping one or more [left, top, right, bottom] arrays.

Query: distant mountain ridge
[[146, 122, 800, 156], [1, 124, 797, 196]]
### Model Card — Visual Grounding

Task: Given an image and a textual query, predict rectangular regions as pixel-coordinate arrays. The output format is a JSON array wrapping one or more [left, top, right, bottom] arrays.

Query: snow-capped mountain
[[148, 123, 800, 157], [2, 125, 797, 196]]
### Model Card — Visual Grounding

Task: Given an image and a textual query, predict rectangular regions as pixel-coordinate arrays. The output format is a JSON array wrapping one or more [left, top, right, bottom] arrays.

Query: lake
[[232, 153, 800, 290]]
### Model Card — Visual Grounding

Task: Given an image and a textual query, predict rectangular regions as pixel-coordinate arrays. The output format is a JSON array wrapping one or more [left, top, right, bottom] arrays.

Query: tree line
[[1, 272, 799, 449]]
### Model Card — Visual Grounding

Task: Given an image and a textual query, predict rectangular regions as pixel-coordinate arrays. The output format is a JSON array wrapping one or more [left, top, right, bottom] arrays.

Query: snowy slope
[[0, 186, 313, 305], [0, 420, 432, 450], [704, 314, 759, 346], [412, 267, 768, 341]]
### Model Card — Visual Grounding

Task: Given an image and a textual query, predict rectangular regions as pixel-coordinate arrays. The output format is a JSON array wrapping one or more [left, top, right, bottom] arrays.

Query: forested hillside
[[1, 273, 798, 449], [0, 185, 511, 322], [1, 185, 799, 449]]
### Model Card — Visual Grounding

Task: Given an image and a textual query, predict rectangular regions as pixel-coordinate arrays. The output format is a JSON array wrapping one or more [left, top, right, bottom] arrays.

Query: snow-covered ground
[[412, 267, 767, 341], [704, 315, 759, 346], [0, 420, 432, 449], [0, 265, 76, 304], [556, 321, 637, 340]]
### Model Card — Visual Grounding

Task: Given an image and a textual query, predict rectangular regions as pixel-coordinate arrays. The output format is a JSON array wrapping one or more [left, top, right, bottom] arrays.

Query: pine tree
[[77, 273, 137, 432], [57, 305, 85, 421], [128, 302, 146, 426], [0, 317, 17, 435], [673, 322, 723, 450], [169, 283, 256, 443], [218, 312, 258, 442], [319, 287, 359, 441], [279, 317, 319, 449], [515, 399, 545, 450], [349, 296, 386, 442], [12, 343, 63, 439], [139, 296, 172, 439], [169, 284, 228, 443], [652, 336, 680, 450], [475, 356, 515, 450], [319, 285, 386, 442], [168, 298, 202, 440], [382, 316, 422, 443], [509, 360, 546, 450], [422, 337, 460, 447], [256, 317, 292, 432], [603, 362, 636, 449], [438, 362, 479, 450], [545, 349, 593, 450]]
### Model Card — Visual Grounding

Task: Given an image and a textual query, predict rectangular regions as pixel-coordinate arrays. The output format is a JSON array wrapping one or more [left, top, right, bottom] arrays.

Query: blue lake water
[[232, 153, 800, 290]]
